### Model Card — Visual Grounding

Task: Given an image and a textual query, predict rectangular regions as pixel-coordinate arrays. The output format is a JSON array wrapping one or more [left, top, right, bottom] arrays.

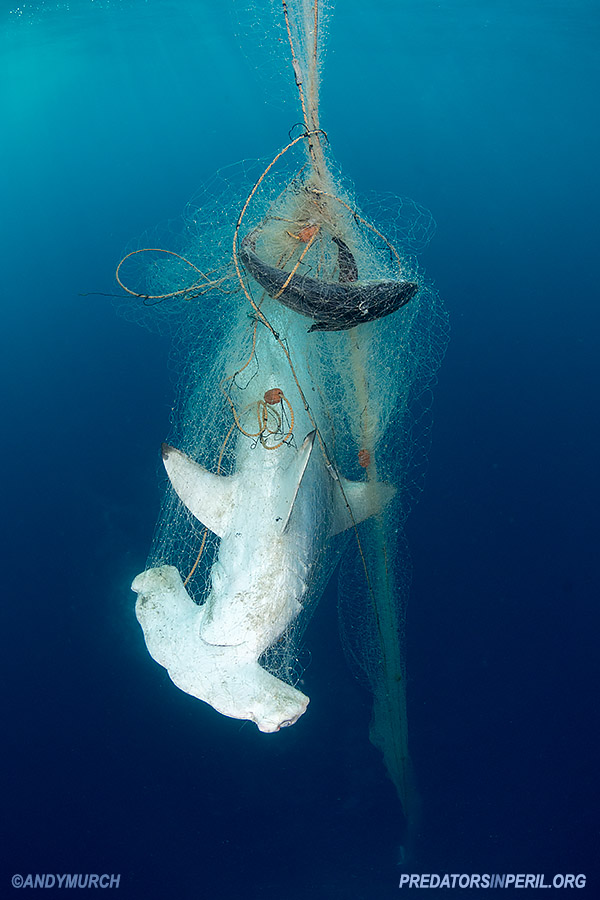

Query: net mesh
[[119, 0, 449, 830]]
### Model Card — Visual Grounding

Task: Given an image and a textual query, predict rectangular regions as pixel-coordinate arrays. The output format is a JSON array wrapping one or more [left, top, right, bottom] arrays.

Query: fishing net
[[120, 0, 448, 829]]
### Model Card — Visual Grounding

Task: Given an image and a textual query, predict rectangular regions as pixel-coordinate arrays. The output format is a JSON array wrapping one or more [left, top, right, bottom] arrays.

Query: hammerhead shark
[[133, 394, 394, 731], [239, 231, 418, 332]]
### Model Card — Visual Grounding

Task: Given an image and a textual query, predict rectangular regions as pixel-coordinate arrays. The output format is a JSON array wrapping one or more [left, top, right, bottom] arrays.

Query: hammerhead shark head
[[239, 231, 418, 332], [133, 412, 394, 732]]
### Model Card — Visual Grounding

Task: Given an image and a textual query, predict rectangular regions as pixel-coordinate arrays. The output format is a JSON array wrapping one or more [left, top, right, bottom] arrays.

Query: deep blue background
[[2, 1, 598, 897]]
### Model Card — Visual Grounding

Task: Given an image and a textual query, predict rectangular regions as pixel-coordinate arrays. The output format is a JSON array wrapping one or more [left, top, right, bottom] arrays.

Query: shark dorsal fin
[[161, 443, 237, 538], [280, 430, 316, 533], [331, 476, 396, 535]]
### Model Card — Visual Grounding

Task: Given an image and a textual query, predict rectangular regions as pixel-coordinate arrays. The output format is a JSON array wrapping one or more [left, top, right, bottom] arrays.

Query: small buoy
[[358, 448, 371, 468], [297, 223, 320, 242], [264, 388, 284, 405], [288, 223, 320, 242]]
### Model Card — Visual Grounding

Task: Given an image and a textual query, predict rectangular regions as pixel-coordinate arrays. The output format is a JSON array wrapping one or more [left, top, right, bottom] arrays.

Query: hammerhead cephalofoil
[[239, 232, 418, 332], [133, 334, 396, 732]]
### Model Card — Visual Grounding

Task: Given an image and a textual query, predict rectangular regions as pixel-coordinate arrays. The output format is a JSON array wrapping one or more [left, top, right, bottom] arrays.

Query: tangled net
[[119, 0, 449, 833]]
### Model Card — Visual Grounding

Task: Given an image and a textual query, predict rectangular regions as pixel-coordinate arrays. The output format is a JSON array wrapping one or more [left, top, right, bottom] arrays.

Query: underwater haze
[[2, 0, 598, 897]]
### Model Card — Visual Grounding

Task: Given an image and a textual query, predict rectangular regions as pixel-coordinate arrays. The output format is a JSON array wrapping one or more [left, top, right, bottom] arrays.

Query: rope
[[273, 228, 319, 299], [116, 248, 227, 302], [282, 0, 310, 137]]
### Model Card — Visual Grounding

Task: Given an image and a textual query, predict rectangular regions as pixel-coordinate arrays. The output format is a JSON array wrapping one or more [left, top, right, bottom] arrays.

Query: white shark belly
[[200, 450, 322, 651]]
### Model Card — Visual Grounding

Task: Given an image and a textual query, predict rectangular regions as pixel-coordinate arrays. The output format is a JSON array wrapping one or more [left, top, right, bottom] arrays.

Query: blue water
[[2, 1, 598, 897]]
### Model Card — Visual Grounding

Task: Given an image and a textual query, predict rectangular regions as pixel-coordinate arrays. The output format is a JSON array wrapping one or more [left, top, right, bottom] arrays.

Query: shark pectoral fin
[[161, 443, 238, 538], [331, 477, 396, 535], [280, 430, 316, 533]]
